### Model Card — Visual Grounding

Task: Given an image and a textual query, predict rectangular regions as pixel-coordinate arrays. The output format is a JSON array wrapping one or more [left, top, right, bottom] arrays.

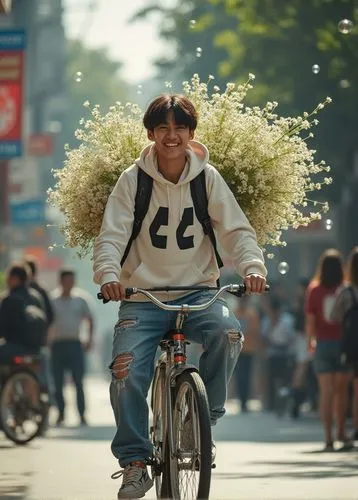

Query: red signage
[[27, 134, 53, 156], [0, 30, 25, 157]]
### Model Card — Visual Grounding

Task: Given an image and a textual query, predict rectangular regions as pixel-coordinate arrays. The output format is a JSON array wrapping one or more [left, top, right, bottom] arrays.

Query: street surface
[[1, 376, 357, 500]]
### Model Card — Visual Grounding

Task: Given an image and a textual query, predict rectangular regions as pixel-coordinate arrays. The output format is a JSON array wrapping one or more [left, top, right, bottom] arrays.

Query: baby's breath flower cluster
[[49, 74, 332, 257]]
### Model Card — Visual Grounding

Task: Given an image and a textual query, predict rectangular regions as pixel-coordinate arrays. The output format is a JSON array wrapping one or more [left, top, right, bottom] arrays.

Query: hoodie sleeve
[[93, 169, 136, 286], [206, 166, 267, 278]]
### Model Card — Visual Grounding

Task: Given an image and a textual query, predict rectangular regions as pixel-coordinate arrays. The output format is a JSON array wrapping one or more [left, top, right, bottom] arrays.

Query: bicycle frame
[[159, 322, 199, 461]]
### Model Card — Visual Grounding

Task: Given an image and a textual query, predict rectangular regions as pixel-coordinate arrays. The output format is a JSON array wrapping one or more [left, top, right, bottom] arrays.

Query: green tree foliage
[[131, 1, 234, 88], [212, 0, 358, 199], [134, 0, 358, 199], [63, 40, 130, 147]]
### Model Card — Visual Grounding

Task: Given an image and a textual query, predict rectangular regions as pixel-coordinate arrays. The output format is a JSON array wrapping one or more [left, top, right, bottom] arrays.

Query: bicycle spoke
[[170, 374, 210, 500]]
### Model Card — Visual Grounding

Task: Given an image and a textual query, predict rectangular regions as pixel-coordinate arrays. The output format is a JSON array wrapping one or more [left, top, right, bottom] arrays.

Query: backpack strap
[[190, 169, 224, 269], [121, 168, 153, 267]]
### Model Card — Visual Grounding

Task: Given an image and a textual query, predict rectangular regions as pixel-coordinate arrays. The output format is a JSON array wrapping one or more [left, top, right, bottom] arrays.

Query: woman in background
[[305, 249, 351, 451], [331, 247, 358, 443]]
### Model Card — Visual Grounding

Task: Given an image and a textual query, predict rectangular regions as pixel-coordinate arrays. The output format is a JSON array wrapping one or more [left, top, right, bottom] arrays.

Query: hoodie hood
[[135, 140, 209, 185]]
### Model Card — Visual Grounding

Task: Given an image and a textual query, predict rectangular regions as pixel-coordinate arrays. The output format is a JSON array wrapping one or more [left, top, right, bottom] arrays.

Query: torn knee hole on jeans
[[110, 353, 134, 381], [115, 319, 138, 329], [225, 329, 244, 358]]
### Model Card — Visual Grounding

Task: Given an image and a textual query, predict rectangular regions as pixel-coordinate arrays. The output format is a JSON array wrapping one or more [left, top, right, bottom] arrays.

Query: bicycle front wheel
[[0, 371, 44, 445], [170, 371, 212, 499]]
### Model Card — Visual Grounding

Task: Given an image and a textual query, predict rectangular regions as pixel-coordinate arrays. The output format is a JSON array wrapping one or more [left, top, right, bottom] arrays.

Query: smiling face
[[147, 111, 194, 163]]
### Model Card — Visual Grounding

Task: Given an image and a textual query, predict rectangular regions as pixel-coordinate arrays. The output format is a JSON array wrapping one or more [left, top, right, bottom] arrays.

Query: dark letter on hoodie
[[150, 207, 168, 249], [176, 208, 194, 250]]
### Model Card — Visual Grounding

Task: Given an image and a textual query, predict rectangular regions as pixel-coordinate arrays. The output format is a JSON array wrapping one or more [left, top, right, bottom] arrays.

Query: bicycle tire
[[0, 371, 44, 445], [169, 370, 212, 499], [151, 363, 170, 498]]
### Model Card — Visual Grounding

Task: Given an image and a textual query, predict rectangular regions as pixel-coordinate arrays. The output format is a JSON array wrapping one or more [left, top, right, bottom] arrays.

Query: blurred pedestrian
[[331, 246, 358, 443], [290, 278, 311, 419], [24, 255, 54, 329], [49, 268, 94, 426], [305, 249, 351, 451], [261, 295, 295, 413], [234, 295, 261, 412], [0, 262, 46, 362], [24, 255, 54, 395]]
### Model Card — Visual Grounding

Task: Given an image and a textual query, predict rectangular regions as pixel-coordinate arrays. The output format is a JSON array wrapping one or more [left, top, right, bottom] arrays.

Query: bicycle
[[99, 282, 269, 499], [0, 354, 49, 445]]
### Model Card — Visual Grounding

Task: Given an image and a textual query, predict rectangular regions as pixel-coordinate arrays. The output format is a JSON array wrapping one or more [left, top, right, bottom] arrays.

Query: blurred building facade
[[0, 0, 66, 287]]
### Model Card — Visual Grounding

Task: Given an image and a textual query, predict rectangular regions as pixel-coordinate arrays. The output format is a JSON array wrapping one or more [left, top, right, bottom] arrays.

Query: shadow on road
[[213, 413, 325, 443], [46, 424, 115, 441], [214, 456, 358, 480], [0, 471, 30, 499]]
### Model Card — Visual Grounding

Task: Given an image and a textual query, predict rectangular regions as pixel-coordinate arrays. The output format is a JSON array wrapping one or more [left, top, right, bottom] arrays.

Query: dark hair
[[7, 262, 30, 284], [347, 246, 358, 287], [143, 94, 198, 131], [59, 268, 75, 280], [315, 249, 343, 288], [24, 255, 38, 277]]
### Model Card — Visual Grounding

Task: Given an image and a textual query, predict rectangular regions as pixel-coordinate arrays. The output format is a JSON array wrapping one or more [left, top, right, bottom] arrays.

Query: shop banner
[[0, 29, 25, 158]]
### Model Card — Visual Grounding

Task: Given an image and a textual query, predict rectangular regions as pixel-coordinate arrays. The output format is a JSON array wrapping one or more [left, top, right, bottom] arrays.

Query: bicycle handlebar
[[97, 284, 269, 312]]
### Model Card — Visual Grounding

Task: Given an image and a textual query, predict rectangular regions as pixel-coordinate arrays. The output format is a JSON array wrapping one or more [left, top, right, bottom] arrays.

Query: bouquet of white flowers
[[48, 74, 332, 258]]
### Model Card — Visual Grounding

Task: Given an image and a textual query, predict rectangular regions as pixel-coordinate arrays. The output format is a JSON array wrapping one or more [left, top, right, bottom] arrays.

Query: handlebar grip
[[125, 288, 135, 299], [97, 292, 110, 304]]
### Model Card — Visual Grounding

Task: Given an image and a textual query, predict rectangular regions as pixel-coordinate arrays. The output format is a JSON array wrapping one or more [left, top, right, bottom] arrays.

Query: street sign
[[10, 199, 46, 225], [0, 29, 25, 158], [27, 133, 53, 156]]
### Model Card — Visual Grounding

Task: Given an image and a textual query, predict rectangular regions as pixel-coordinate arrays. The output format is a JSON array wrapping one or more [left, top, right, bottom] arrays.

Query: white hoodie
[[93, 141, 267, 299]]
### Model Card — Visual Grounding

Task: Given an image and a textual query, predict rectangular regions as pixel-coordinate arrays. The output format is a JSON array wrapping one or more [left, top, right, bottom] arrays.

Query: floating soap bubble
[[339, 79, 351, 88], [338, 19, 354, 34], [189, 19, 196, 29], [278, 261, 289, 275], [312, 64, 320, 74], [325, 218, 333, 230], [74, 71, 83, 83]]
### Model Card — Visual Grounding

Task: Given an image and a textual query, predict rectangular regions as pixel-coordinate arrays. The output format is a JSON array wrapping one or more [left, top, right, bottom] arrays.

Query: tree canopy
[[133, 0, 358, 200], [63, 39, 130, 148]]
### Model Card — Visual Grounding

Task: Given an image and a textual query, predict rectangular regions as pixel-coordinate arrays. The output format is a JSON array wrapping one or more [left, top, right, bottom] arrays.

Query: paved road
[[1, 376, 357, 500]]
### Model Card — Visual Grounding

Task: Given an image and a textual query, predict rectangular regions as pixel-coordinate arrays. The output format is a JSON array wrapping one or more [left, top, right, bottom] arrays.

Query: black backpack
[[341, 287, 358, 364], [120, 168, 223, 269]]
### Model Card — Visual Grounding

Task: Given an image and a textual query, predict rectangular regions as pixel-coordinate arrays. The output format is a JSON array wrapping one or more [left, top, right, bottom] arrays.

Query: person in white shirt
[[49, 268, 94, 427]]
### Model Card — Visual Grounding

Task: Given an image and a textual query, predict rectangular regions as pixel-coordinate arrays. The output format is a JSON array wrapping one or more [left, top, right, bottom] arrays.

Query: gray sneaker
[[111, 462, 153, 499]]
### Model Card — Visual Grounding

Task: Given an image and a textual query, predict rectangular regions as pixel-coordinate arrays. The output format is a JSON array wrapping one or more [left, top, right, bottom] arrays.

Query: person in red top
[[305, 249, 352, 451]]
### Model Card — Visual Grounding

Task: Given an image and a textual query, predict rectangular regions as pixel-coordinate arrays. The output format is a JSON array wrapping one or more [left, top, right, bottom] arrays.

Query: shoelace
[[111, 465, 144, 484]]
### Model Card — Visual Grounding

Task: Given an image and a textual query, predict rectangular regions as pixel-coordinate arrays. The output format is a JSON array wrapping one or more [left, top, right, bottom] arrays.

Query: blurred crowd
[[1, 247, 358, 451], [0, 258, 94, 427], [228, 246, 358, 450]]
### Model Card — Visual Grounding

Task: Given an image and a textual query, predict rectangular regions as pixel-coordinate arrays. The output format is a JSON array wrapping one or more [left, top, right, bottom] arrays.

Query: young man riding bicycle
[[93, 94, 267, 499]]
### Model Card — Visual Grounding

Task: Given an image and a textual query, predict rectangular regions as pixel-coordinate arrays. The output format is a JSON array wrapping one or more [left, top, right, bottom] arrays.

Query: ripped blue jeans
[[109, 291, 243, 467]]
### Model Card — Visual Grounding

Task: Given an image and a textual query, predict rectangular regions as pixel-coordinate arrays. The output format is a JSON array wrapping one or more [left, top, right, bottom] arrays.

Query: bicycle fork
[[165, 306, 199, 460]]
